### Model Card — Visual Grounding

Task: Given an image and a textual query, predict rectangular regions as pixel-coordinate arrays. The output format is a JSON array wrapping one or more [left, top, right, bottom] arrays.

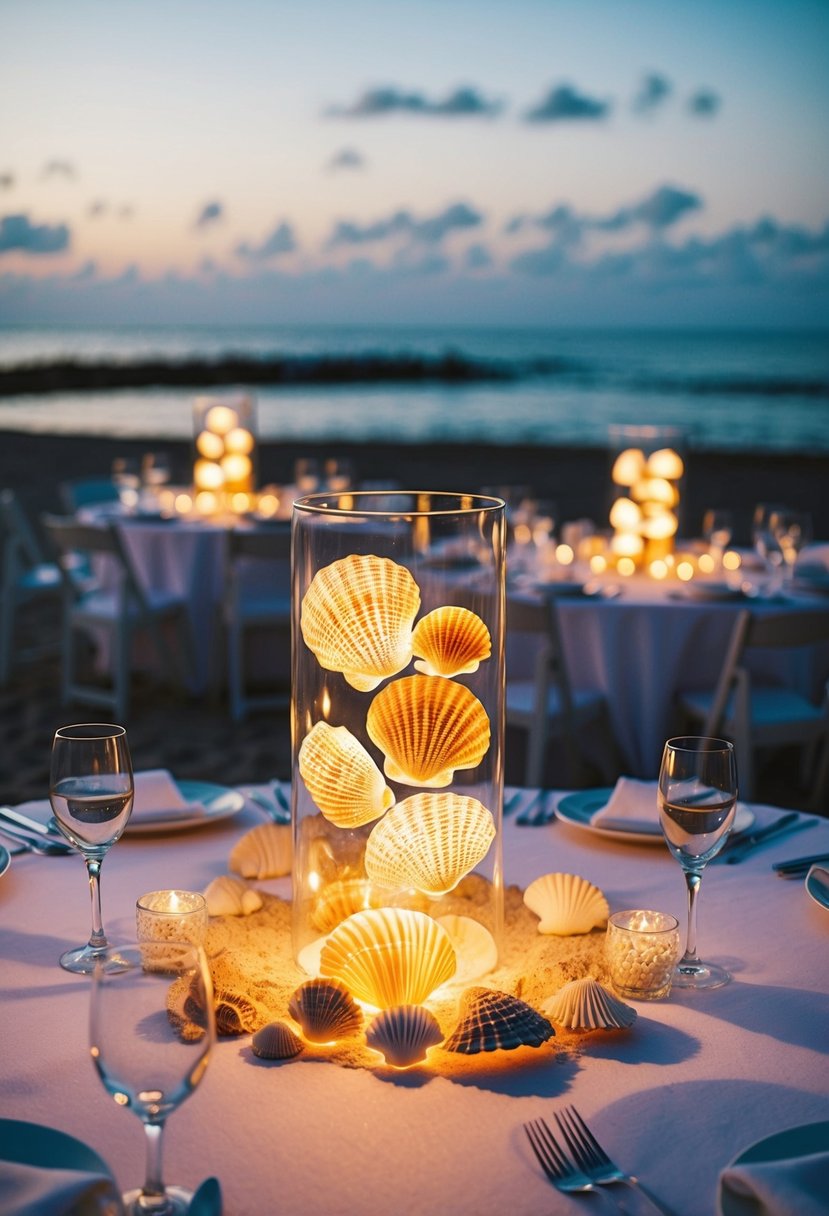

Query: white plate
[[805, 865, 829, 911], [0, 844, 9, 878], [0, 1116, 115, 1176], [718, 1120, 829, 1216], [125, 779, 245, 835], [555, 788, 754, 844]]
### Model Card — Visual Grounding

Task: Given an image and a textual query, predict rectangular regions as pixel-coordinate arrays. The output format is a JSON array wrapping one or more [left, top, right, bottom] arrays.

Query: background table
[[1, 788, 827, 1215]]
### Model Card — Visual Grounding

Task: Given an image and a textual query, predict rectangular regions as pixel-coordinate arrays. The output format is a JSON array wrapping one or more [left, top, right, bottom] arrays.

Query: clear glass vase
[[291, 491, 506, 993], [608, 424, 686, 574], [192, 393, 257, 516]]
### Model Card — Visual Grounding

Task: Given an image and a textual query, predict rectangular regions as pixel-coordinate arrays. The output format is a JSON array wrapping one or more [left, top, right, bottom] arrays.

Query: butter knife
[[0, 806, 58, 837], [773, 851, 829, 877], [721, 812, 816, 864]]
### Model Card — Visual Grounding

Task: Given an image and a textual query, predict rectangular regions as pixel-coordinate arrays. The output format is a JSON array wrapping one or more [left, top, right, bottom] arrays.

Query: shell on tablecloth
[[300, 553, 421, 692], [320, 908, 456, 1010], [229, 822, 292, 880], [542, 978, 637, 1031], [364, 793, 495, 896], [366, 674, 490, 788], [203, 874, 263, 917], [366, 1005, 444, 1068], [298, 721, 394, 828], [443, 987, 555, 1055], [288, 978, 363, 1043], [523, 872, 609, 936], [411, 605, 491, 678], [436, 915, 498, 985], [251, 1020, 305, 1060], [214, 987, 262, 1036]]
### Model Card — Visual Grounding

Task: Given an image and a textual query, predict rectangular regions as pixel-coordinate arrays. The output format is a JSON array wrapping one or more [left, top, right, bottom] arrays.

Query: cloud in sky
[[0, 173, 14, 191], [326, 148, 366, 172], [524, 83, 610, 123], [327, 201, 483, 248], [0, 213, 70, 255], [41, 159, 76, 180], [326, 84, 503, 118], [194, 200, 224, 229], [688, 88, 721, 117], [633, 72, 672, 113], [235, 220, 297, 262]]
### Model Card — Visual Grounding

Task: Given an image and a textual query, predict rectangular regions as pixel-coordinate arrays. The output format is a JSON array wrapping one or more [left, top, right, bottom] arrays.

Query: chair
[[58, 478, 121, 513], [218, 525, 292, 722], [677, 608, 829, 806], [41, 514, 196, 722], [505, 594, 615, 787], [0, 489, 65, 685]]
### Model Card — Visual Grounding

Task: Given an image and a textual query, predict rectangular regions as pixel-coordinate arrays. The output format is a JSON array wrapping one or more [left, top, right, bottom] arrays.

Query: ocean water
[[0, 325, 827, 454]]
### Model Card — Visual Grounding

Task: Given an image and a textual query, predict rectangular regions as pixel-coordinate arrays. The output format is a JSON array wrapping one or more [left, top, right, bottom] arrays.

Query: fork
[[516, 790, 556, 826], [523, 1119, 624, 1210], [555, 1106, 674, 1216]]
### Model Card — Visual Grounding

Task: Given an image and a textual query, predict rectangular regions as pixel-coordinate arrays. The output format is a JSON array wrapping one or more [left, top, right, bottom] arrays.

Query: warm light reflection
[[590, 554, 608, 574], [676, 560, 695, 581], [698, 552, 716, 574], [617, 557, 636, 576], [195, 490, 219, 514], [649, 559, 669, 579], [555, 543, 574, 565], [174, 492, 193, 514], [723, 550, 741, 571]]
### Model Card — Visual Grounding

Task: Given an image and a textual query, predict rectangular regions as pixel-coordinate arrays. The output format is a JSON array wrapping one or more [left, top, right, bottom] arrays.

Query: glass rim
[[292, 490, 506, 518], [663, 735, 734, 754], [136, 890, 208, 913], [609, 909, 680, 933], [54, 723, 128, 741]]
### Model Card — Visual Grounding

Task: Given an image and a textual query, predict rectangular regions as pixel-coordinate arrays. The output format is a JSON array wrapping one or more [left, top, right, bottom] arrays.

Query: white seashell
[[523, 873, 609, 935], [299, 721, 394, 828], [365, 793, 495, 896], [288, 979, 363, 1043], [203, 875, 263, 917], [412, 605, 491, 678], [229, 822, 292, 880], [436, 915, 498, 984], [366, 674, 490, 788], [320, 908, 456, 1010], [251, 1021, 305, 1059], [300, 553, 421, 691], [366, 1005, 444, 1068], [311, 878, 381, 934], [443, 987, 555, 1054], [543, 978, 637, 1031]]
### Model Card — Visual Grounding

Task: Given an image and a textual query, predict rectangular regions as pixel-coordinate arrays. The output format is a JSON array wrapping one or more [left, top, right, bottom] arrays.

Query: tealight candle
[[606, 909, 680, 1000], [136, 890, 208, 947]]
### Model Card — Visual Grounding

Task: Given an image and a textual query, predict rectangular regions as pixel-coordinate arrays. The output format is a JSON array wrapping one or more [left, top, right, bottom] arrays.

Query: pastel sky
[[1, 0, 828, 327]]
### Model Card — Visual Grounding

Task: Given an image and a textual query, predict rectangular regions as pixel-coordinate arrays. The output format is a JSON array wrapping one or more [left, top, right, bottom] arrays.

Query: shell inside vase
[[298, 721, 394, 829], [411, 605, 491, 678], [229, 822, 292, 880], [364, 792, 495, 896]]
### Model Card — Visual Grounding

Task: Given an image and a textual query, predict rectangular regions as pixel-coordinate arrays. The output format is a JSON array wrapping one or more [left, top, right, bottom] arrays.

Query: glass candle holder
[[136, 890, 208, 948], [606, 909, 680, 1000]]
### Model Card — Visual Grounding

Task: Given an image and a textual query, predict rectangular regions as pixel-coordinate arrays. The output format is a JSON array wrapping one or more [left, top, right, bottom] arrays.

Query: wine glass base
[[122, 1183, 194, 1215], [59, 944, 108, 974], [673, 960, 731, 990]]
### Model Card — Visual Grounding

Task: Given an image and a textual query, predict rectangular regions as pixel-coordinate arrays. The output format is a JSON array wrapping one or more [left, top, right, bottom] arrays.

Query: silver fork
[[555, 1106, 674, 1216], [523, 1119, 624, 1210]]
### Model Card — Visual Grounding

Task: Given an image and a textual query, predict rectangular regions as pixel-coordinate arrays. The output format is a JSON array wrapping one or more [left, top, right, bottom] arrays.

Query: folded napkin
[[719, 1149, 829, 1215], [0, 1159, 123, 1215], [591, 776, 661, 834], [130, 769, 206, 823]]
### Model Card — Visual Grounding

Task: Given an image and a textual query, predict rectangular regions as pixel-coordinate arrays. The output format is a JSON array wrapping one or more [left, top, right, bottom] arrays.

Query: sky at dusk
[[1, 0, 828, 328]]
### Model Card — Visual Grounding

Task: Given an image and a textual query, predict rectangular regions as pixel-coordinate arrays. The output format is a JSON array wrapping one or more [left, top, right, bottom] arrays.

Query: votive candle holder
[[606, 909, 680, 1000], [136, 890, 208, 948]]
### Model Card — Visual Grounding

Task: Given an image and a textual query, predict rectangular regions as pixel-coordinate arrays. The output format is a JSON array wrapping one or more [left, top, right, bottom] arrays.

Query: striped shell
[[300, 554, 421, 692], [436, 915, 498, 984], [311, 878, 381, 934], [203, 874, 263, 917], [543, 978, 637, 1031], [299, 722, 394, 829], [412, 605, 491, 678], [214, 988, 262, 1036], [320, 908, 456, 1010], [366, 674, 490, 788], [229, 822, 292, 880], [366, 1005, 444, 1068], [251, 1021, 305, 1060], [288, 979, 363, 1043], [364, 793, 495, 896], [523, 873, 609, 936], [443, 987, 555, 1055]]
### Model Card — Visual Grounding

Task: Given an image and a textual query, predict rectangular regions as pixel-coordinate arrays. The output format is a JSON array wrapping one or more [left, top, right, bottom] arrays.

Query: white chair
[[42, 514, 196, 722], [506, 593, 615, 787], [0, 489, 65, 685], [677, 608, 829, 806]]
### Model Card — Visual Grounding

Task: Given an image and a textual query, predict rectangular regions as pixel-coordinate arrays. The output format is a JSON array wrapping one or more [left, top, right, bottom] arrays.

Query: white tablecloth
[[1, 790, 827, 1215]]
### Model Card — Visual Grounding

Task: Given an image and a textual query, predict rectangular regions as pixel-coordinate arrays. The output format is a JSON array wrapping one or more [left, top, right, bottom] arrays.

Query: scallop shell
[[251, 1020, 305, 1060], [300, 554, 421, 692], [443, 987, 555, 1055], [366, 1005, 444, 1068], [523, 873, 609, 935], [436, 915, 498, 984], [288, 979, 363, 1043], [543, 978, 637, 1031], [411, 605, 491, 678], [311, 878, 378, 934], [203, 874, 263, 917], [366, 674, 490, 788], [320, 908, 456, 1009], [229, 822, 292, 880], [365, 793, 495, 896], [214, 987, 262, 1036], [299, 722, 394, 828]]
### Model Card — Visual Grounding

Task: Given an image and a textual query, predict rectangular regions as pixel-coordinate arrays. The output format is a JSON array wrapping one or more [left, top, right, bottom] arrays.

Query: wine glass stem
[[681, 869, 703, 964], [85, 857, 107, 951], [142, 1120, 168, 1202]]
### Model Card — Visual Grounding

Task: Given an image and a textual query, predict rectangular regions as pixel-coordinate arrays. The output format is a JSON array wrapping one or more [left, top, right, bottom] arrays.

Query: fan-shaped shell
[[444, 987, 555, 1054], [366, 1005, 444, 1068], [365, 793, 495, 896], [523, 873, 609, 935], [366, 674, 490, 788], [412, 605, 491, 678], [543, 978, 637, 1031], [311, 878, 380, 934], [436, 915, 498, 984], [300, 554, 421, 692], [320, 908, 456, 1009], [299, 722, 394, 828], [229, 822, 292, 880], [251, 1020, 305, 1059], [203, 874, 263, 917], [214, 988, 262, 1036], [288, 979, 363, 1043]]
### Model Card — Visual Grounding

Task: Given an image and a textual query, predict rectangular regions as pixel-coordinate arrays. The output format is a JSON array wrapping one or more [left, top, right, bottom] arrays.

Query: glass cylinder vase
[[192, 393, 258, 516], [608, 424, 686, 575], [291, 491, 506, 998]]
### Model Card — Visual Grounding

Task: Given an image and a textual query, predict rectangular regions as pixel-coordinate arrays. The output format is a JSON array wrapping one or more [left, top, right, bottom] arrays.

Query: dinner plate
[[533, 580, 585, 597], [555, 788, 754, 844], [0, 1116, 114, 1177], [805, 865, 829, 911], [0, 844, 9, 878], [718, 1119, 829, 1216], [669, 582, 745, 602], [125, 779, 245, 835]]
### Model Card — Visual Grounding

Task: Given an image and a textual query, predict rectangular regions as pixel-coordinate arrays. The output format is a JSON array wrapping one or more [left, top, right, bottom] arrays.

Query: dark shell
[[365, 1004, 444, 1068], [443, 987, 555, 1055], [166, 976, 208, 1043], [252, 1020, 305, 1060], [288, 978, 363, 1043], [214, 988, 261, 1036]]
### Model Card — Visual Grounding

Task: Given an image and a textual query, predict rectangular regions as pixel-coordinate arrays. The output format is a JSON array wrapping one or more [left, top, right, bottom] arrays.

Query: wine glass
[[658, 736, 738, 990], [769, 508, 812, 588], [702, 508, 733, 571], [49, 723, 134, 973], [752, 502, 786, 592], [90, 941, 216, 1215]]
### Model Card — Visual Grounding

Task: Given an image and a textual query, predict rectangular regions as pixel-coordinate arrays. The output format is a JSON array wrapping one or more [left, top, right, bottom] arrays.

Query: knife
[[0, 806, 58, 837], [721, 813, 816, 864], [773, 851, 829, 877]]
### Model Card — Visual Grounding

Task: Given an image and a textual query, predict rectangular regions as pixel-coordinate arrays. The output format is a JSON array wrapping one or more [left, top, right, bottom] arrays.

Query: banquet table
[[1, 787, 828, 1216]]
